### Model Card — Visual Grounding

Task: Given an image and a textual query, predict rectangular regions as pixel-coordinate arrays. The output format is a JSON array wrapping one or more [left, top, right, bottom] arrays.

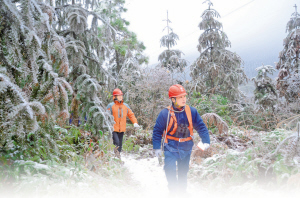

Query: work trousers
[[112, 132, 124, 152], [164, 150, 191, 192]]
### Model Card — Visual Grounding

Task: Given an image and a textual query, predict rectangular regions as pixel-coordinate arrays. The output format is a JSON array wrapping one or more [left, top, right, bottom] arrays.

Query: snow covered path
[[121, 154, 300, 198], [121, 154, 211, 198], [122, 154, 170, 197], [3, 153, 299, 198]]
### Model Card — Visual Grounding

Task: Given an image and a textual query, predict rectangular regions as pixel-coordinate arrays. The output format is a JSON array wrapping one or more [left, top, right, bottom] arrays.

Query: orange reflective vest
[[163, 105, 194, 143], [106, 99, 137, 132]]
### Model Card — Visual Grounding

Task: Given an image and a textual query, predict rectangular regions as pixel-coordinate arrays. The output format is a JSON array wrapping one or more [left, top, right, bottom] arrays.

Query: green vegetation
[[1, 0, 300, 195]]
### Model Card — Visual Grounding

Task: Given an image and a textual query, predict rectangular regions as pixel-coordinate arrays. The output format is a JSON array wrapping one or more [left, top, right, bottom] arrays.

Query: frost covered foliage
[[158, 11, 187, 72], [276, 4, 300, 103], [190, 92, 281, 131], [53, 0, 120, 134], [190, 128, 300, 186], [0, 0, 74, 160], [270, 127, 300, 166], [252, 64, 277, 112], [1, 0, 140, 162], [119, 66, 173, 129], [96, 0, 148, 82], [0, 138, 132, 197], [190, 0, 247, 101]]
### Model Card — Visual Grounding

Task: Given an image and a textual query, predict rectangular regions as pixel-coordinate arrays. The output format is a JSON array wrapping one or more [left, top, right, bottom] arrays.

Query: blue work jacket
[[152, 104, 210, 154]]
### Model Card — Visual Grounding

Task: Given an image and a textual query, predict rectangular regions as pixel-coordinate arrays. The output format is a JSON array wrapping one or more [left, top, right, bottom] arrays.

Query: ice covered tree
[[120, 67, 172, 128], [276, 4, 300, 104], [190, 0, 247, 101], [96, 0, 148, 84], [252, 64, 277, 112], [158, 11, 187, 72], [0, 0, 73, 160], [53, 0, 118, 134], [0, 0, 130, 161]]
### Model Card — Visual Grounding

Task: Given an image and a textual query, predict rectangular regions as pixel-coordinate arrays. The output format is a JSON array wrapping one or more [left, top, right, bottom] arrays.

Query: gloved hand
[[133, 123, 140, 128], [154, 149, 162, 158], [197, 142, 210, 151]]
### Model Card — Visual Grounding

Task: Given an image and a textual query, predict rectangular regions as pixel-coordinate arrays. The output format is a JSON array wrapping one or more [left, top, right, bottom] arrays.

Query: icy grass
[[189, 128, 300, 194], [1, 128, 300, 198], [0, 154, 136, 198]]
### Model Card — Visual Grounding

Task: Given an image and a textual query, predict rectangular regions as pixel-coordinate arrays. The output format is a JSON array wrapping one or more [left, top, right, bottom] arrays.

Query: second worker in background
[[107, 88, 140, 157]]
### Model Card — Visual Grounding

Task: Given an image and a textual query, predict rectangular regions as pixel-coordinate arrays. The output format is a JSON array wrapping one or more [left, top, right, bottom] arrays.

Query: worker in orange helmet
[[152, 84, 210, 194], [107, 88, 139, 155]]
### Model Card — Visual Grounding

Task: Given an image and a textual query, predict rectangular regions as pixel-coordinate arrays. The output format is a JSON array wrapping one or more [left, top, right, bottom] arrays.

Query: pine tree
[[97, 0, 148, 84], [0, 0, 73, 160], [0, 0, 132, 161], [53, 0, 119, 134], [252, 64, 277, 112], [276, 4, 300, 104], [158, 11, 187, 72], [191, 0, 247, 101]]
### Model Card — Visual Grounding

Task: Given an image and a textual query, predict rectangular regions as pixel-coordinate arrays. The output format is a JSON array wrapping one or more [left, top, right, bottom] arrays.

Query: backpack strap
[[163, 105, 193, 144], [185, 105, 194, 137], [167, 106, 177, 135]]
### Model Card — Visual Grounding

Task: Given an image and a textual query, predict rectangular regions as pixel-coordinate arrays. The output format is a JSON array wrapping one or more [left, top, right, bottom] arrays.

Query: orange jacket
[[106, 98, 137, 132]]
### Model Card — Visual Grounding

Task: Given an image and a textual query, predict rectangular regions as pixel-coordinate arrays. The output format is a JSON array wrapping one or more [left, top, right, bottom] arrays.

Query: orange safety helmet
[[168, 84, 187, 98], [113, 88, 123, 96]]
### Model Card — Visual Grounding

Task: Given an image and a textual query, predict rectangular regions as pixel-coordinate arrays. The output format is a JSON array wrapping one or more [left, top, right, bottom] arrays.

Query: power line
[[147, 0, 257, 64], [222, 0, 255, 18], [180, 0, 256, 41]]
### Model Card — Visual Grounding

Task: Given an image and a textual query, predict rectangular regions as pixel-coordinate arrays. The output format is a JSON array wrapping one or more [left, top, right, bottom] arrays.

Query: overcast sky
[[123, 0, 298, 69]]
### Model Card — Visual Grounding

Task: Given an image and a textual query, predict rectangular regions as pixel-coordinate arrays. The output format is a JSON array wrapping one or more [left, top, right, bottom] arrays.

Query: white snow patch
[[122, 154, 169, 197]]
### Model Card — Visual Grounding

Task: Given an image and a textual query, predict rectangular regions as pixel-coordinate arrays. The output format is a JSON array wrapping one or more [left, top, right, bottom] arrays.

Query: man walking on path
[[107, 88, 139, 156], [152, 84, 210, 193]]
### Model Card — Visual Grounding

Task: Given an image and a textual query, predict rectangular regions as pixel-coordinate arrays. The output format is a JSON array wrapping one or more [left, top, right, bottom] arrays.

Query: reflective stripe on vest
[[163, 105, 193, 144]]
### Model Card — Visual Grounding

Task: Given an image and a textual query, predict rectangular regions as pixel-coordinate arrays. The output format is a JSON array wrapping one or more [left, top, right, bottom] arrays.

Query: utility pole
[[163, 10, 171, 50]]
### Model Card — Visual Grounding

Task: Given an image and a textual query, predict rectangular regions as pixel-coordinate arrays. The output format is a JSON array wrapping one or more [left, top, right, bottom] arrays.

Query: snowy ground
[[122, 154, 300, 198], [122, 154, 169, 197], [1, 153, 300, 198], [122, 154, 210, 197]]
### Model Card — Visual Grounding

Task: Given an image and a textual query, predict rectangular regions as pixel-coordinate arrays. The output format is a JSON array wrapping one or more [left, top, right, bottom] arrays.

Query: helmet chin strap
[[171, 98, 185, 112]]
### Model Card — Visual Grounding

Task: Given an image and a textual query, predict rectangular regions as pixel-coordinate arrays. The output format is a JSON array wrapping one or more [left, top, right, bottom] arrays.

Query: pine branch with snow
[[158, 12, 187, 72], [276, 5, 300, 104], [252, 64, 277, 112], [191, 1, 247, 101]]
